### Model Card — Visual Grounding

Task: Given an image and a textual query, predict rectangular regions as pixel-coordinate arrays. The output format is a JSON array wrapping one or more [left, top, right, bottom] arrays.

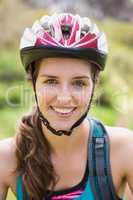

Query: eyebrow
[[40, 75, 90, 79]]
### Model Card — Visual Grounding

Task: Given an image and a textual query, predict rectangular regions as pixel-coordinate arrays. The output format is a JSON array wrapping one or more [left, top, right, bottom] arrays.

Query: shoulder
[[0, 137, 17, 186], [105, 125, 133, 148], [104, 125, 133, 191], [105, 125, 133, 173]]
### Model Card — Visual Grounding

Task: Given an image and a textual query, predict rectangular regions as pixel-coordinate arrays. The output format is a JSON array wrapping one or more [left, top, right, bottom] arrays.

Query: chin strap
[[37, 103, 91, 136], [31, 69, 95, 136]]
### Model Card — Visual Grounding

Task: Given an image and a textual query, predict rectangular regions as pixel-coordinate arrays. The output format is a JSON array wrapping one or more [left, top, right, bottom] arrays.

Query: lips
[[50, 106, 77, 117]]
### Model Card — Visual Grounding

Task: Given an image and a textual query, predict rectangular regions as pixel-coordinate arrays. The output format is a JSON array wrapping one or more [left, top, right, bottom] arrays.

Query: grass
[[90, 105, 118, 126], [0, 50, 25, 85], [0, 107, 24, 138]]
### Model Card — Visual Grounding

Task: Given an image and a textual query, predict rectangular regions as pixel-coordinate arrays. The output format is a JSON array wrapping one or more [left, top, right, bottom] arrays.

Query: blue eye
[[73, 80, 86, 87]]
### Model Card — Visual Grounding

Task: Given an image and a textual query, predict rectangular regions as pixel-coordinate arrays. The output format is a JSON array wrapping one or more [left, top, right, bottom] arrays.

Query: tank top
[[40, 161, 88, 200], [16, 118, 123, 200], [16, 153, 93, 200]]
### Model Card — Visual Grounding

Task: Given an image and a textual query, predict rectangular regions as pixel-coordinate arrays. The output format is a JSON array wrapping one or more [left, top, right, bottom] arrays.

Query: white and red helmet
[[20, 13, 108, 71]]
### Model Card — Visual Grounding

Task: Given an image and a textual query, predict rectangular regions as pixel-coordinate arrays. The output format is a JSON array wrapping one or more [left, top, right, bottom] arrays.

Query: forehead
[[37, 57, 92, 77]]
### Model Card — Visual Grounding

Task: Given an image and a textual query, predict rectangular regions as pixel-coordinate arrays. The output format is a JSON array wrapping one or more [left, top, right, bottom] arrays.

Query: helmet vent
[[80, 25, 90, 38], [61, 24, 71, 40]]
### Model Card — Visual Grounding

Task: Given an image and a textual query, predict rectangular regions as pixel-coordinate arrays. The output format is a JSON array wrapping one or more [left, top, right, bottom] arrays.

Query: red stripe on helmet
[[35, 31, 64, 47], [75, 36, 98, 48], [67, 20, 79, 45], [35, 37, 57, 47], [74, 33, 98, 49]]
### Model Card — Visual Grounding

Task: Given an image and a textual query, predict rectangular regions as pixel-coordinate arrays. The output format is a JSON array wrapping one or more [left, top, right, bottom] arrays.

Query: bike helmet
[[20, 13, 108, 71], [20, 13, 108, 136]]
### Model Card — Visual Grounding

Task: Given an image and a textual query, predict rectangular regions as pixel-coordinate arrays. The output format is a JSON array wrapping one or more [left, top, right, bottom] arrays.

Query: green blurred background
[[0, 0, 133, 199]]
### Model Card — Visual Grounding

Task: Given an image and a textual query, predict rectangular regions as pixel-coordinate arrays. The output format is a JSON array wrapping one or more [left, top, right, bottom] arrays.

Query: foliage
[[101, 19, 133, 48], [90, 105, 118, 126], [0, 50, 24, 82]]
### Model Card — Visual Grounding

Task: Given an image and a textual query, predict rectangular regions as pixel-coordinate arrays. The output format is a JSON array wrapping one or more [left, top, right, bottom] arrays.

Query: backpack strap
[[88, 118, 120, 200], [16, 175, 24, 200], [73, 178, 95, 200], [16, 175, 30, 200]]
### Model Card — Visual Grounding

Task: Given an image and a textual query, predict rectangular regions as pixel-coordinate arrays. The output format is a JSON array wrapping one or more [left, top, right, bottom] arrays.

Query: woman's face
[[35, 57, 93, 130]]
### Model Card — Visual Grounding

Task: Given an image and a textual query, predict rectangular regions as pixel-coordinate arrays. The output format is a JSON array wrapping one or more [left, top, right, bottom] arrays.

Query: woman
[[0, 13, 133, 200]]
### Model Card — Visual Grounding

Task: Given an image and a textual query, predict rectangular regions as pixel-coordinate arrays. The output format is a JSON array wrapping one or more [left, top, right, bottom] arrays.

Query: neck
[[41, 118, 90, 155]]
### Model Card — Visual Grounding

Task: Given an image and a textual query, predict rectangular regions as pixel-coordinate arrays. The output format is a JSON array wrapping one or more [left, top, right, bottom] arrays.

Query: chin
[[50, 120, 73, 131], [42, 107, 84, 129]]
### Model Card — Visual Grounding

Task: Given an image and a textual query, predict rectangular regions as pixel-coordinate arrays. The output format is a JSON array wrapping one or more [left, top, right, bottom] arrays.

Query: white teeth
[[52, 107, 75, 114]]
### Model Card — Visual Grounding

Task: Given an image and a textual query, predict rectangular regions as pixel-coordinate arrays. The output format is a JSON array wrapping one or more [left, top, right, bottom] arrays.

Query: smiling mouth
[[50, 106, 77, 117]]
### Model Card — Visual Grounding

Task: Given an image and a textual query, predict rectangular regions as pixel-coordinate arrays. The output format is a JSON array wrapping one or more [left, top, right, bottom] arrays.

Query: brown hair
[[15, 60, 100, 200], [15, 106, 58, 200]]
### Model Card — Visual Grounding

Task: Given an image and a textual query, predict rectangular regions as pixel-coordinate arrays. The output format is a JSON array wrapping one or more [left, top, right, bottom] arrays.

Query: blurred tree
[[23, 0, 133, 21], [96, 0, 133, 20]]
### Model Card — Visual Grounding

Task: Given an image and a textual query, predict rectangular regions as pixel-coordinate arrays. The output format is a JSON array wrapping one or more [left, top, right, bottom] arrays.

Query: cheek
[[73, 87, 93, 106], [36, 85, 58, 107]]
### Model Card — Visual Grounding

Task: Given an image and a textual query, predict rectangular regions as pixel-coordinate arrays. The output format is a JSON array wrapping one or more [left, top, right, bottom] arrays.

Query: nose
[[57, 84, 72, 104]]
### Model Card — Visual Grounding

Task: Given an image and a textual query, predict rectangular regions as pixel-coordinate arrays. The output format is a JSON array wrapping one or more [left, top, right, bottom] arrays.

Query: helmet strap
[[31, 71, 95, 136]]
